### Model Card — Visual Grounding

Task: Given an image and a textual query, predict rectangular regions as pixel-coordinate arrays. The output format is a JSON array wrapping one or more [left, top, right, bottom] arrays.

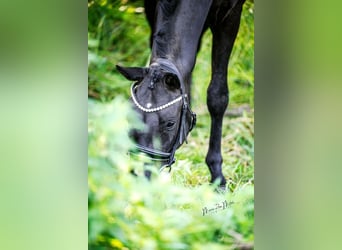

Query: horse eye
[[166, 121, 175, 129], [164, 74, 180, 89]]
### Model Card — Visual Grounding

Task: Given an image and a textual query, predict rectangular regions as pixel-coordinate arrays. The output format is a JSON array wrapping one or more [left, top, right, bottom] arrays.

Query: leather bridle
[[129, 58, 196, 172]]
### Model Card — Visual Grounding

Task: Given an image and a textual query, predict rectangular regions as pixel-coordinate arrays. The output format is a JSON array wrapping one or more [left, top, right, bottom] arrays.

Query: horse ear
[[116, 65, 148, 81]]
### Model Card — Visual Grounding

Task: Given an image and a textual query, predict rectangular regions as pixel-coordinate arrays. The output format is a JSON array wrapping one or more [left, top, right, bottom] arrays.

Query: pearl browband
[[130, 82, 184, 113]]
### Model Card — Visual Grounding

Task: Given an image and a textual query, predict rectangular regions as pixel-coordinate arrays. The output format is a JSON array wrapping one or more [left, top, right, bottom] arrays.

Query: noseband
[[129, 58, 196, 172]]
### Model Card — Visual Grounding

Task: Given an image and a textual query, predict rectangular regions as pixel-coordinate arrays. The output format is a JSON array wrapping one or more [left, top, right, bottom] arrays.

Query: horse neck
[[151, 0, 212, 89]]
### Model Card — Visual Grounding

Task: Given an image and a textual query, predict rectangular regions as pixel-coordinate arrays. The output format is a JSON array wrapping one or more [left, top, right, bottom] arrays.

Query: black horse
[[117, 0, 246, 187]]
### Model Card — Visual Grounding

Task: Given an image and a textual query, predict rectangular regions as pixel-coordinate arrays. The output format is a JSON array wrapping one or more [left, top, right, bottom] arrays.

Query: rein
[[129, 58, 196, 172]]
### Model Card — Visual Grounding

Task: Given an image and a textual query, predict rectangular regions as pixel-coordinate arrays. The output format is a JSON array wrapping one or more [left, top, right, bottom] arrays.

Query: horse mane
[[158, 0, 178, 18], [153, 0, 179, 56]]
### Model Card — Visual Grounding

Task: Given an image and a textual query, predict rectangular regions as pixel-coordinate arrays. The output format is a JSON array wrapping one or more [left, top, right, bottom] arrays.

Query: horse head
[[117, 58, 196, 174]]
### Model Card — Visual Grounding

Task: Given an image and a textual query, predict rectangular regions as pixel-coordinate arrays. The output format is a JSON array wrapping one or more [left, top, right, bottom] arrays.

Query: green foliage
[[88, 99, 254, 249], [88, 0, 150, 101]]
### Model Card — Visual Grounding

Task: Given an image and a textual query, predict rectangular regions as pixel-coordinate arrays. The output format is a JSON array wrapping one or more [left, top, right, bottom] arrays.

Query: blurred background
[[1, 0, 341, 249], [88, 0, 254, 249]]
